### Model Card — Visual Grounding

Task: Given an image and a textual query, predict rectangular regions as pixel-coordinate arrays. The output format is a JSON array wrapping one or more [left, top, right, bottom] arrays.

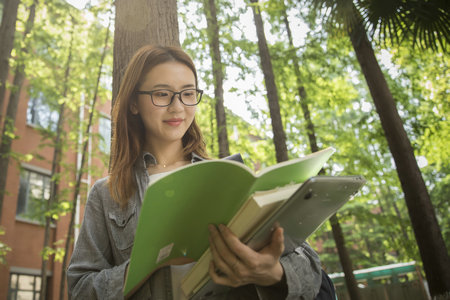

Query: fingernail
[[208, 224, 215, 232], [218, 224, 226, 232]]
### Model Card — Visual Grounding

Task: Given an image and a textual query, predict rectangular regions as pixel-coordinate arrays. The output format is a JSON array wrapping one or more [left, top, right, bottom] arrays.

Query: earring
[[130, 105, 138, 115]]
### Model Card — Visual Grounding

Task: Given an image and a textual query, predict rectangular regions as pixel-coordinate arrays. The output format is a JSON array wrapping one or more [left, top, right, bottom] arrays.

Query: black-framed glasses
[[136, 88, 203, 107]]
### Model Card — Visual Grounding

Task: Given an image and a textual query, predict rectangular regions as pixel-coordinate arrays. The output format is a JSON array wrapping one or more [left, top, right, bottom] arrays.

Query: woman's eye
[[183, 91, 195, 97], [154, 91, 170, 98]]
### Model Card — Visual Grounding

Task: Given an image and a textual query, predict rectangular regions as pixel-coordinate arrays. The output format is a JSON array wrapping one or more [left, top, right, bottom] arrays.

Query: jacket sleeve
[[67, 182, 129, 300], [200, 237, 322, 300], [254, 237, 322, 300]]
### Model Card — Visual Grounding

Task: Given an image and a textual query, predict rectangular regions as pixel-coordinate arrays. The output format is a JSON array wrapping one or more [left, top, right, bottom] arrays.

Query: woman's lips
[[164, 118, 183, 126]]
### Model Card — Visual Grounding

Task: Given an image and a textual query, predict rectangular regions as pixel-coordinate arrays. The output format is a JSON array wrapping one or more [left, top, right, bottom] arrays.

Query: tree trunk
[[203, 0, 230, 158], [0, 61, 26, 223], [281, 3, 318, 153], [371, 145, 411, 249], [0, 0, 20, 122], [250, 0, 288, 163], [330, 214, 362, 300], [349, 20, 450, 298], [376, 187, 409, 258], [281, 3, 361, 298], [385, 185, 411, 245], [209, 98, 215, 155], [112, 0, 180, 103], [0, 0, 35, 223], [40, 17, 74, 300], [58, 16, 112, 299]]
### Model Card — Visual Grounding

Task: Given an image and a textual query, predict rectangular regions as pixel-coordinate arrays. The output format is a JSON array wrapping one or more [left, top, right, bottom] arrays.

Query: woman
[[67, 45, 323, 299]]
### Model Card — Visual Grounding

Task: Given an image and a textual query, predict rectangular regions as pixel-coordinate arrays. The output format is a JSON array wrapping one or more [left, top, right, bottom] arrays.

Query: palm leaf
[[308, 0, 449, 51], [359, 0, 449, 51]]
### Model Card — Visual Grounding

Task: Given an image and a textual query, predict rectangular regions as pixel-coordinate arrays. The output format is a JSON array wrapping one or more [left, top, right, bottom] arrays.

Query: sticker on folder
[[157, 243, 174, 263]]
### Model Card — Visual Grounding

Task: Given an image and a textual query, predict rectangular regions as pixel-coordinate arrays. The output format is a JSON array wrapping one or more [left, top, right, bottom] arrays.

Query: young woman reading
[[67, 45, 325, 299]]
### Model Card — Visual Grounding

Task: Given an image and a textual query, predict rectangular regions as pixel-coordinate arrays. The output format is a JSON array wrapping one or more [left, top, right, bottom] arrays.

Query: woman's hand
[[208, 224, 285, 288]]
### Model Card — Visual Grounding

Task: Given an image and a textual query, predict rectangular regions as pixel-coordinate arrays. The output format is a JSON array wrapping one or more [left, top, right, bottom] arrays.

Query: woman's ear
[[130, 101, 139, 115]]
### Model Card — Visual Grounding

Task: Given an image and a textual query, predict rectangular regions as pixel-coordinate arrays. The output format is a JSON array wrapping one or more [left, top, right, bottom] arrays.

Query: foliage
[[0, 227, 11, 265], [179, 0, 450, 275], [181, 0, 277, 166], [384, 45, 450, 251], [309, 0, 450, 51], [2, 0, 448, 284], [2, 0, 113, 266], [358, 0, 450, 51], [41, 239, 65, 262]]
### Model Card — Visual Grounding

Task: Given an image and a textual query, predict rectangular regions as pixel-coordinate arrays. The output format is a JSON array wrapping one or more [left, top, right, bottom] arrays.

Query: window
[[100, 70, 113, 92], [16, 168, 51, 224], [8, 272, 41, 300], [26, 92, 59, 131], [98, 116, 111, 154]]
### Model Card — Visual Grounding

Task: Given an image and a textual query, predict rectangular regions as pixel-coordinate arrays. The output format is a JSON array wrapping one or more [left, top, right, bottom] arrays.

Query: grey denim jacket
[[67, 153, 322, 300]]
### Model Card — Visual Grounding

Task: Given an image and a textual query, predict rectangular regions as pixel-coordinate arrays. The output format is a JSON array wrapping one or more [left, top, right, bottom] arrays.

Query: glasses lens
[[152, 90, 172, 106], [181, 89, 199, 105]]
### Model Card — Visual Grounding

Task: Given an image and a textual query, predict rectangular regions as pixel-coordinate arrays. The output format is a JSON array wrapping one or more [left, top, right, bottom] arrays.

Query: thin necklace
[[156, 160, 187, 169]]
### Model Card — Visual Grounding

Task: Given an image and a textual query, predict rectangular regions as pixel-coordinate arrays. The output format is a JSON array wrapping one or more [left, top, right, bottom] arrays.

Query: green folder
[[123, 147, 335, 297]]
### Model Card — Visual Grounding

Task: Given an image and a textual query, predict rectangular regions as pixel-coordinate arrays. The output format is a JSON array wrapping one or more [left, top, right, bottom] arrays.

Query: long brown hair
[[109, 45, 208, 206]]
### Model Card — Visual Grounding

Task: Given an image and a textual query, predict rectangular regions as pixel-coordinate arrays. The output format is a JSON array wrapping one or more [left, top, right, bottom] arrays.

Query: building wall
[[0, 78, 111, 299]]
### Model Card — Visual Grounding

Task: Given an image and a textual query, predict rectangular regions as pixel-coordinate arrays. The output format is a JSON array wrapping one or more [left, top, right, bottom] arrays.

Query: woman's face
[[131, 61, 197, 148]]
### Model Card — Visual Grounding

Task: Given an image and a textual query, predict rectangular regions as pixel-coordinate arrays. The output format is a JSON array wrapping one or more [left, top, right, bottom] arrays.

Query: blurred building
[[0, 77, 111, 299]]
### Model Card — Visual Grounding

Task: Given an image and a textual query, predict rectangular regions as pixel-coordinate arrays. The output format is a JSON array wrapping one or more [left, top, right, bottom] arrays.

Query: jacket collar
[[141, 152, 204, 169]]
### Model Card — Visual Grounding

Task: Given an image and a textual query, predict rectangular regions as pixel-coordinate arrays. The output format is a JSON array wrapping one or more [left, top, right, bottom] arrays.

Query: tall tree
[[250, 0, 288, 163], [203, 0, 230, 158], [40, 15, 75, 300], [0, 0, 20, 123], [279, 2, 361, 298], [113, 0, 180, 103], [0, 0, 36, 223], [311, 0, 450, 296], [349, 18, 449, 297], [58, 14, 112, 299]]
